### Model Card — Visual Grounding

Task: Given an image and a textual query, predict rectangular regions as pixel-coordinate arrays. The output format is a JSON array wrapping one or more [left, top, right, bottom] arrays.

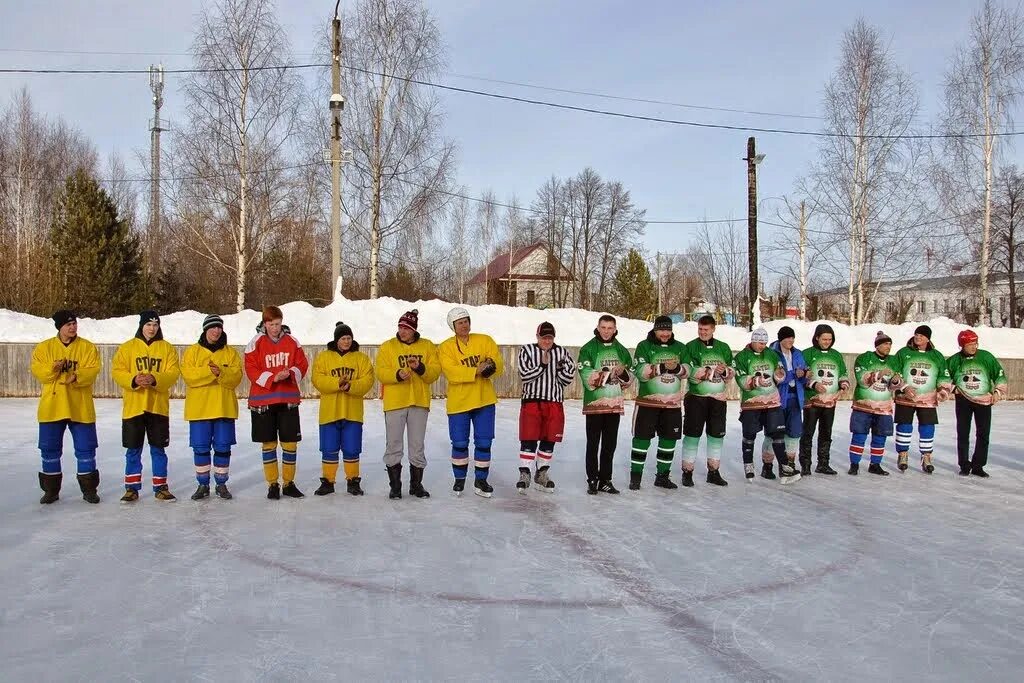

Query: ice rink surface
[[1, 398, 1022, 682]]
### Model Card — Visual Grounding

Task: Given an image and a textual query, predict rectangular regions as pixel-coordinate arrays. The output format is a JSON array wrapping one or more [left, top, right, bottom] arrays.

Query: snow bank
[[2, 298, 1022, 357]]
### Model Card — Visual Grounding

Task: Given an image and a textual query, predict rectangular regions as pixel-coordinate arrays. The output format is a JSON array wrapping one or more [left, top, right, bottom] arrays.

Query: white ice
[[1, 398, 1022, 682]]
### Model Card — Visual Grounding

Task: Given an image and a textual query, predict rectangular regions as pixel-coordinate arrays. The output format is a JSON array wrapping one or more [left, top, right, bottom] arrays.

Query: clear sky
[[0, 0, 984, 253]]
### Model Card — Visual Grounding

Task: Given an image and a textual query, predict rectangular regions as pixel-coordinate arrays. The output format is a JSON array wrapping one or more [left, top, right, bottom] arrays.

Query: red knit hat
[[957, 329, 979, 347], [398, 309, 419, 331]]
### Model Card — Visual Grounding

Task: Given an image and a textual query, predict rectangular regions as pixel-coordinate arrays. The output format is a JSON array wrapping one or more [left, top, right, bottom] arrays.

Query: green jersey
[[683, 338, 734, 401], [577, 335, 633, 415], [633, 334, 689, 409], [946, 349, 1008, 406], [731, 345, 783, 410], [893, 345, 952, 409], [802, 346, 849, 409], [852, 351, 903, 415]]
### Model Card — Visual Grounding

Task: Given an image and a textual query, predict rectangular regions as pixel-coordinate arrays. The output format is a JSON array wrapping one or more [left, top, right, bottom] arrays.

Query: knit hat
[[398, 309, 419, 331], [139, 310, 160, 326], [777, 325, 796, 341], [751, 327, 770, 344], [874, 330, 892, 348], [812, 323, 835, 349], [536, 321, 556, 338], [957, 329, 979, 347], [52, 309, 77, 329], [653, 315, 674, 331], [914, 324, 932, 340], [202, 314, 224, 331], [334, 321, 353, 342]]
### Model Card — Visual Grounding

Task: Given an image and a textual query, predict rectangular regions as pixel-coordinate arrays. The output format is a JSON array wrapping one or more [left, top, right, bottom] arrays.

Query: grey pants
[[383, 407, 429, 468]]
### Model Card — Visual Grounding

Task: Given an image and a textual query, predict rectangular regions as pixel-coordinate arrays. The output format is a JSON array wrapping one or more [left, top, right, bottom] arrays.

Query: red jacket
[[244, 332, 309, 408]]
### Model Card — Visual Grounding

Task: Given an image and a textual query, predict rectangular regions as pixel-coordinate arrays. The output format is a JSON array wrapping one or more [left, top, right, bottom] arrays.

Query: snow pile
[[1, 297, 1022, 357]]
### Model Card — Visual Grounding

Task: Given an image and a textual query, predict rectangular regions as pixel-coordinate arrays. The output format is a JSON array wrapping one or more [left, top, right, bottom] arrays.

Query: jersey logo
[[135, 357, 163, 372], [265, 352, 290, 368]]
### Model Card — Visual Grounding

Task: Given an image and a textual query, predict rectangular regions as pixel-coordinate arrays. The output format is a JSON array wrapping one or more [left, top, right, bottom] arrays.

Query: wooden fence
[[1, 343, 1021, 400]]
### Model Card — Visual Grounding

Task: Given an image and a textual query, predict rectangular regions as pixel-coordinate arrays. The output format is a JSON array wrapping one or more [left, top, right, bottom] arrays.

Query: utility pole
[[656, 251, 662, 316], [799, 200, 807, 320], [743, 137, 764, 329], [148, 64, 166, 276], [329, 1, 345, 300]]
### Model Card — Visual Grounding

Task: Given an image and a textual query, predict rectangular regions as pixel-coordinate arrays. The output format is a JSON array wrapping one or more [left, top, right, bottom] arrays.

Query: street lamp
[[743, 137, 764, 329]]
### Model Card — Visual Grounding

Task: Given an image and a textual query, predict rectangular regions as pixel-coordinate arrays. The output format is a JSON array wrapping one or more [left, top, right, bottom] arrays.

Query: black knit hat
[[914, 324, 932, 340], [777, 325, 796, 341], [874, 330, 893, 348], [812, 323, 835, 348], [653, 315, 674, 331], [52, 309, 77, 329], [139, 310, 160, 326], [203, 314, 224, 331], [333, 321, 353, 342]]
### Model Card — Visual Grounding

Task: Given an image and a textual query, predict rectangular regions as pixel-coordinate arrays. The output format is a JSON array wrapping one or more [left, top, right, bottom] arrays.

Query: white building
[[465, 242, 577, 308]]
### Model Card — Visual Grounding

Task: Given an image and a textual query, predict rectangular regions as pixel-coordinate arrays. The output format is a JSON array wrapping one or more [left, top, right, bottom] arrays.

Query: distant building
[[815, 272, 1024, 327], [465, 242, 577, 308]]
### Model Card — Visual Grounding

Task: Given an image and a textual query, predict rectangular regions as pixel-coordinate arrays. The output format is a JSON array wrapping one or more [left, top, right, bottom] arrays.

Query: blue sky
[[0, 0, 982, 252]]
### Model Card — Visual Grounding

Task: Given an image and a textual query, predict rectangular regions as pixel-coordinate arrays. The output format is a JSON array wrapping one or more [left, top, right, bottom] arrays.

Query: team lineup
[[30, 306, 1008, 505]]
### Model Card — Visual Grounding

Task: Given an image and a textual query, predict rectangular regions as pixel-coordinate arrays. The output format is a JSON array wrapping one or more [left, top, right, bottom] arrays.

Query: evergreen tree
[[610, 249, 656, 319], [49, 169, 144, 317]]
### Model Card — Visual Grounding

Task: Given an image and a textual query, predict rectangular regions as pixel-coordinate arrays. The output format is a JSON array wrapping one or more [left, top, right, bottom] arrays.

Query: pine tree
[[49, 169, 144, 317], [610, 249, 656, 319]]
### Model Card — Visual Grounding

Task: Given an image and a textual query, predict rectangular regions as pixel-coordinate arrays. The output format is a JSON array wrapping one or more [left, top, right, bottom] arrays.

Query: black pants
[[800, 405, 835, 465], [585, 413, 620, 481], [955, 395, 992, 471]]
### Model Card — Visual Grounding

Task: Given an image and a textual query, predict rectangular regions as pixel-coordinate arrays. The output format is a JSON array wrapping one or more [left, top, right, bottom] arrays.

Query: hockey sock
[[321, 451, 340, 482], [785, 437, 800, 459], [771, 437, 787, 462], [681, 435, 699, 470], [631, 438, 651, 473], [473, 438, 492, 480], [537, 440, 555, 469], [761, 436, 775, 463], [706, 436, 724, 470], [451, 440, 469, 479], [656, 438, 676, 474], [519, 440, 538, 469], [212, 451, 230, 485], [895, 423, 913, 454], [919, 423, 935, 455], [849, 433, 867, 464], [150, 446, 168, 491], [124, 446, 143, 491], [742, 438, 755, 465], [342, 454, 359, 480], [262, 441, 279, 483], [194, 450, 211, 485], [870, 434, 886, 464], [281, 442, 297, 483]]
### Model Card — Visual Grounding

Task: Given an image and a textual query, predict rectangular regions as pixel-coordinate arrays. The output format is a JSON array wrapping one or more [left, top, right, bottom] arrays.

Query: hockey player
[[311, 321, 375, 496], [947, 329, 1008, 477], [893, 325, 952, 474], [762, 326, 809, 476], [375, 309, 441, 499], [111, 310, 181, 501], [732, 328, 800, 483], [245, 306, 310, 499], [800, 324, 850, 475], [181, 314, 243, 500], [577, 314, 633, 494], [848, 331, 905, 476], [516, 322, 576, 494], [30, 310, 102, 504], [439, 307, 504, 498], [681, 315, 732, 487], [629, 316, 690, 490]]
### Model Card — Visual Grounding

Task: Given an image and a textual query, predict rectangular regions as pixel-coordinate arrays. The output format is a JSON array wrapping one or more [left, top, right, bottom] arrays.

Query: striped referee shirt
[[518, 343, 576, 403]]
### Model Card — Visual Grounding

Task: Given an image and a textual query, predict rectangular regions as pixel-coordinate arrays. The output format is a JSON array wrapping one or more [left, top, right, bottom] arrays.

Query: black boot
[[267, 483, 281, 499], [761, 463, 777, 480], [77, 470, 100, 504], [587, 479, 599, 495], [281, 481, 304, 497], [800, 458, 812, 476], [39, 472, 62, 504], [215, 484, 233, 499], [346, 477, 364, 495], [816, 457, 838, 475], [409, 466, 430, 498], [682, 470, 694, 487], [868, 462, 890, 476], [706, 469, 728, 486], [654, 472, 678, 489], [386, 464, 403, 499], [848, 463, 859, 475], [597, 479, 620, 494], [314, 478, 335, 496], [191, 484, 210, 500]]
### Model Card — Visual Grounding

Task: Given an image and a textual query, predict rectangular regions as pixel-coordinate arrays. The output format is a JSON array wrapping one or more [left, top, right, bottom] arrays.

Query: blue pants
[[850, 410, 894, 464], [448, 404, 496, 480], [320, 420, 364, 468], [125, 446, 168, 492], [189, 419, 236, 485], [38, 420, 97, 475]]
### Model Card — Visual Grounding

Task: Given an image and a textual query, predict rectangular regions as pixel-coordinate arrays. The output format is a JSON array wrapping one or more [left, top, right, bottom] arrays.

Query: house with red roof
[[465, 242, 577, 308]]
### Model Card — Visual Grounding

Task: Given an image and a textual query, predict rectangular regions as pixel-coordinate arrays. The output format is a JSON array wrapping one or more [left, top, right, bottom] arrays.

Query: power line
[[1, 61, 1020, 140]]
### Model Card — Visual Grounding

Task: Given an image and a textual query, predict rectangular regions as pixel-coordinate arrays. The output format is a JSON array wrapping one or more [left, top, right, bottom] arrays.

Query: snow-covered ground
[[2, 296, 1023, 357], [2, 398, 1022, 681]]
